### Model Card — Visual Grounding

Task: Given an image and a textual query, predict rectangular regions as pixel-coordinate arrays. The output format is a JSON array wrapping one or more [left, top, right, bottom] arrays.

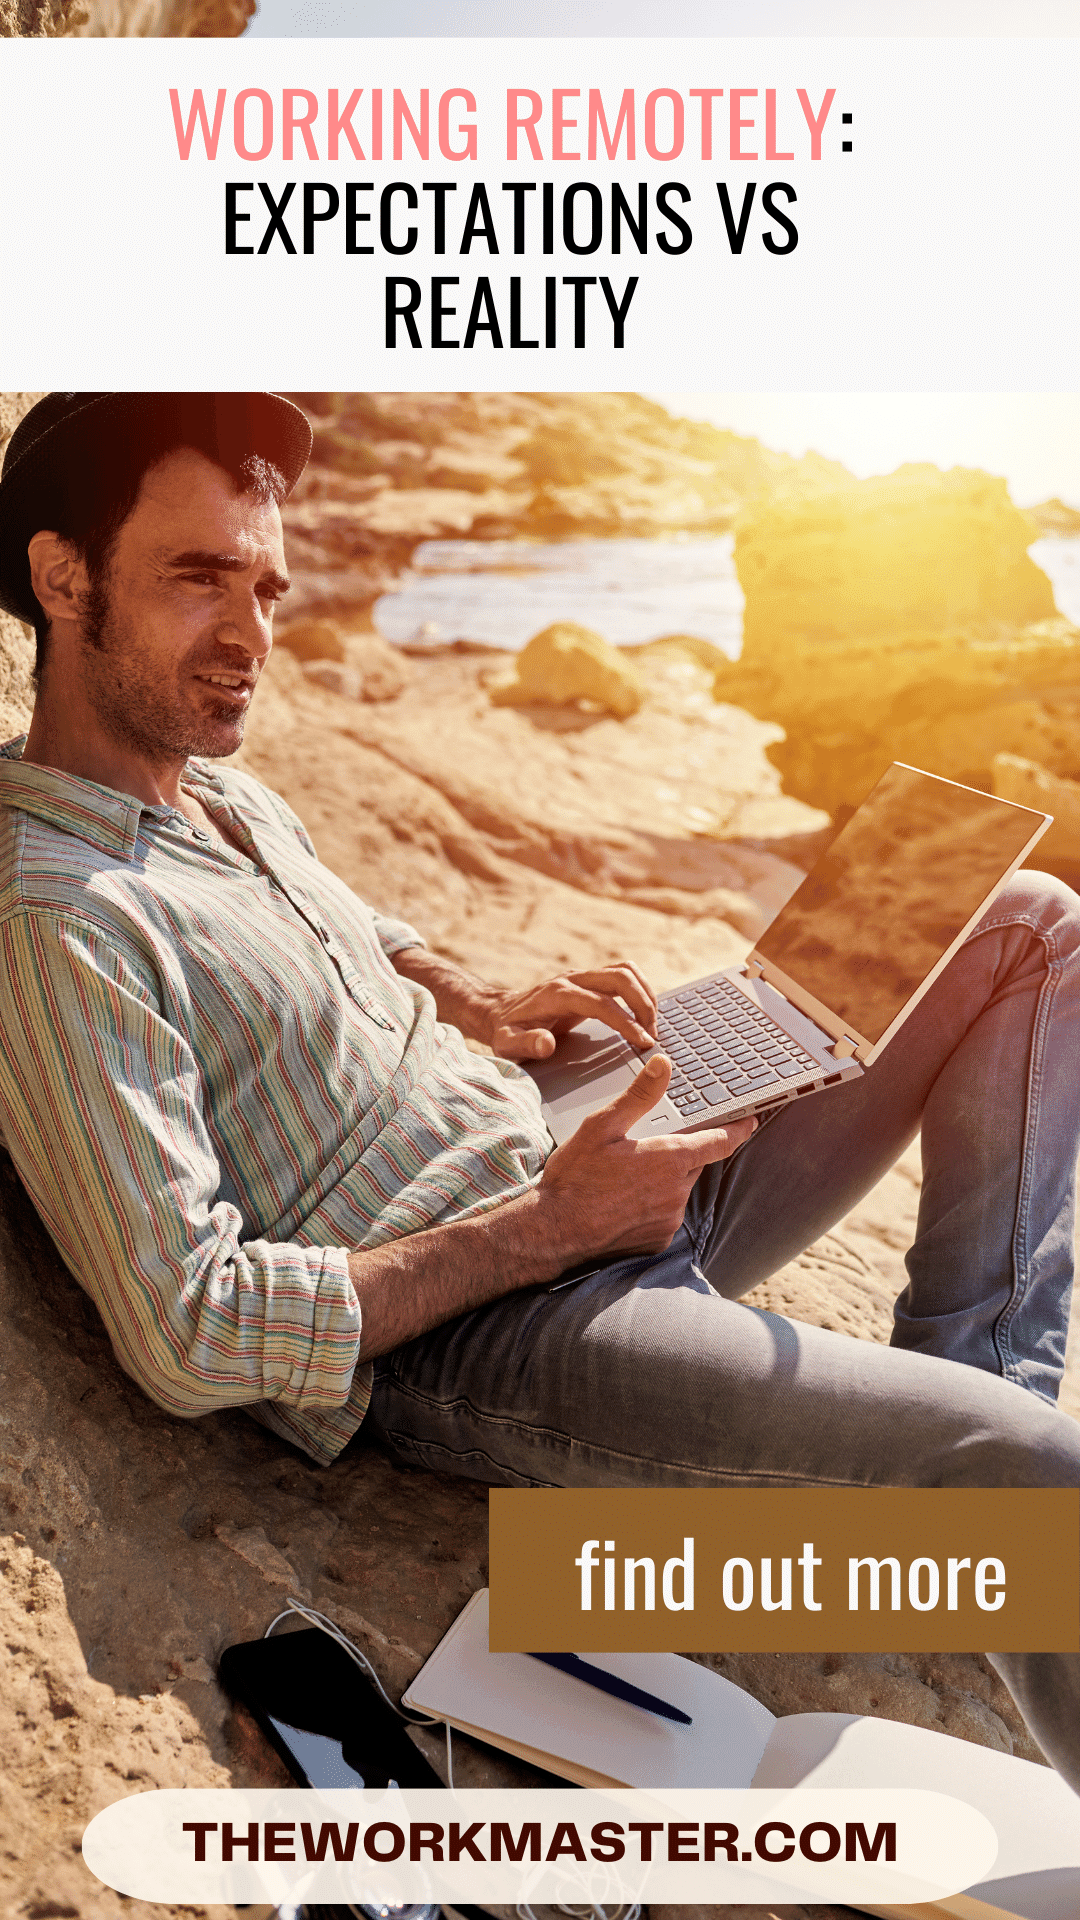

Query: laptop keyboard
[[656, 974, 820, 1119]]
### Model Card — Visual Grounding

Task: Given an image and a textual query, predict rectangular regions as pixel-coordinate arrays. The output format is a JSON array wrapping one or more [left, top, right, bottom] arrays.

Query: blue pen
[[527, 1652, 692, 1725]]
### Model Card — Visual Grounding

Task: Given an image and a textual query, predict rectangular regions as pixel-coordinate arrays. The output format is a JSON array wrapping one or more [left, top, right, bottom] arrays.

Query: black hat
[[0, 392, 313, 626]]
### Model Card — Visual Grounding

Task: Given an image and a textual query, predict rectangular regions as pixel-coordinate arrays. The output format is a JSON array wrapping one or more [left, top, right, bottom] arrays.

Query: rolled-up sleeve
[[370, 908, 427, 959], [0, 910, 362, 1426]]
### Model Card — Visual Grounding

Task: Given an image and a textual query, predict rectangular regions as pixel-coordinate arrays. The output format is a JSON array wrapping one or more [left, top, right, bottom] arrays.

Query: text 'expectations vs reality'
[[220, 179, 801, 348]]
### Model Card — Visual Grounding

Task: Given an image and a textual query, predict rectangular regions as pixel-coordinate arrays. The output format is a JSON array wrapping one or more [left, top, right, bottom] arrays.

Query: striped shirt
[[0, 738, 550, 1464]]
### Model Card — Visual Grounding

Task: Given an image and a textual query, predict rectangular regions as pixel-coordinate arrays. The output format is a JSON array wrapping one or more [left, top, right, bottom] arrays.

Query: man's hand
[[536, 1051, 756, 1260], [349, 1052, 756, 1361], [391, 947, 660, 1060], [486, 963, 659, 1060]]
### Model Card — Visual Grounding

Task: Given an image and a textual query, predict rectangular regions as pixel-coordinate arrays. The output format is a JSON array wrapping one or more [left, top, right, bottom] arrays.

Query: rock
[[2, 0, 252, 29], [299, 637, 413, 706], [348, 634, 414, 700], [301, 640, 413, 704], [0, 395, 43, 737], [993, 752, 1080, 870], [0, 610, 34, 737], [716, 461, 1079, 815], [736, 464, 1054, 652], [301, 658, 366, 700], [1029, 497, 1080, 537], [490, 621, 645, 718], [0, 391, 45, 444], [274, 617, 348, 664]]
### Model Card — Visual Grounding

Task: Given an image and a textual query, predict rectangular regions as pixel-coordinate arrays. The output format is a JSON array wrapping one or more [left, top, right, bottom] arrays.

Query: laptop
[[528, 763, 1051, 1145]]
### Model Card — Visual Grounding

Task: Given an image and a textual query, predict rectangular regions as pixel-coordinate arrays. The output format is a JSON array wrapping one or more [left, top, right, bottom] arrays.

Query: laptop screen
[[756, 764, 1047, 1045]]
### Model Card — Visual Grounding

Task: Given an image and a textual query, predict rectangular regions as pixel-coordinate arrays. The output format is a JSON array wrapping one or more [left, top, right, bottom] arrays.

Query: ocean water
[[1032, 537, 1080, 626], [372, 533, 1080, 656], [372, 534, 746, 656]]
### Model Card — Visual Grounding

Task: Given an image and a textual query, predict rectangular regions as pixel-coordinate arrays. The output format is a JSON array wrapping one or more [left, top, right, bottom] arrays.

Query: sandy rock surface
[[0, 609, 33, 740], [236, 641, 827, 967]]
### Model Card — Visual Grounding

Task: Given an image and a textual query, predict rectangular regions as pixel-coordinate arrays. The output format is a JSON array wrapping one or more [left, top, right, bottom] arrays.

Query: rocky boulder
[[489, 621, 645, 718], [275, 617, 349, 664], [716, 464, 1080, 817], [300, 636, 414, 704], [736, 464, 1054, 652]]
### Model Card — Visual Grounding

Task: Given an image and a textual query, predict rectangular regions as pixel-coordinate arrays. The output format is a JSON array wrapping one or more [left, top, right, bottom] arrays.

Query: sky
[[648, 395, 1080, 508], [247, 1, 1080, 37]]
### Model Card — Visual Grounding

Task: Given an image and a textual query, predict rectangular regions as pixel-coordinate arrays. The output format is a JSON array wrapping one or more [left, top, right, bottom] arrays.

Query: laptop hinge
[[741, 954, 875, 1064]]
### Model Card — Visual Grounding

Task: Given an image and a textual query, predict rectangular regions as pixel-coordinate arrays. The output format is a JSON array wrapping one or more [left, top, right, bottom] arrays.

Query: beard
[[80, 569, 252, 764]]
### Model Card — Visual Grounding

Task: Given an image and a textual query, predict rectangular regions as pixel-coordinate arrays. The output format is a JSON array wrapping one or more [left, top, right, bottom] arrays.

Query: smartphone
[[219, 1627, 444, 1790]]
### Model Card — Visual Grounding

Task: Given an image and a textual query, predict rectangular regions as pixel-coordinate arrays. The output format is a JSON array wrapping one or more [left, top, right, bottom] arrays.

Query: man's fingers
[[492, 966, 660, 1056], [492, 1024, 557, 1061], [582, 1064, 760, 1158], [551, 985, 655, 1048], [566, 967, 658, 1037], [583, 1052, 672, 1138], [618, 962, 661, 1032], [678, 1115, 759, 1165], [499, 986, 654, 1052]]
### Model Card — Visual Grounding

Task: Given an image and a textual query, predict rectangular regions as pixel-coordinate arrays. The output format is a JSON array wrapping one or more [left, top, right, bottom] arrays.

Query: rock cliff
[[277, 391, 850, 624], [716, 463, 1080, 819], [3, 0, 251, 32], [0, 394, 41, 739]]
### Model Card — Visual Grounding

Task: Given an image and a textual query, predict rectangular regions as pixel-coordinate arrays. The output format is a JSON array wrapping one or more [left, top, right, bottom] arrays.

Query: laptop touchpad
[[528, 1019, 640, 1108]]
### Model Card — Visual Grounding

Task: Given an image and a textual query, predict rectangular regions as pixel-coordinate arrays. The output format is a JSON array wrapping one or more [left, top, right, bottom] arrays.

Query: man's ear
[[27, 531, 90, 631]]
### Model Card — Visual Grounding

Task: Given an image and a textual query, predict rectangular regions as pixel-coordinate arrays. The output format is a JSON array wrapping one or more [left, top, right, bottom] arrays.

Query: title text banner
[[1, 37, 1077, 388]]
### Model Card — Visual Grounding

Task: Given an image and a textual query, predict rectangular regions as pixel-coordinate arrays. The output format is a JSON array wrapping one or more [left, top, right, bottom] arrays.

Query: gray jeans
[[367, 871, 1080, 1785]]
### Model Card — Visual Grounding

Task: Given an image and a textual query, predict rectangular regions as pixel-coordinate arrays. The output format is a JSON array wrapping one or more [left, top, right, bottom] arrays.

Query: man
[[1, 393, 1078, 1789]]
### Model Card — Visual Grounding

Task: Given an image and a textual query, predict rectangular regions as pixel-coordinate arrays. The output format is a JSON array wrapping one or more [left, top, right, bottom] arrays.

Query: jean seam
[[378, 1378, 892, 1488], [963, 906, 1061, 1388], [999, 917, 1059, 1385]]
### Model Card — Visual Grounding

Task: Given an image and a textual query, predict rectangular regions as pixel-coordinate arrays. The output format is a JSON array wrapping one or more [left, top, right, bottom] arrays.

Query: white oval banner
[[82, 1784, 997, 1905]]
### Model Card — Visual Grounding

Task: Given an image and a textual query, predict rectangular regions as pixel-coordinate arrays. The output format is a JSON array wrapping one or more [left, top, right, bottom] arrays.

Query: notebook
[[527, 763, 1050, 1144], [402, 1590, 1080, 1920]]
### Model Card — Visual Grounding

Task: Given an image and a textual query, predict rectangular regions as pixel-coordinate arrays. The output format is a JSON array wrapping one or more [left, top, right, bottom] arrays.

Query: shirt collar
[[0, 735, 222, 862]]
